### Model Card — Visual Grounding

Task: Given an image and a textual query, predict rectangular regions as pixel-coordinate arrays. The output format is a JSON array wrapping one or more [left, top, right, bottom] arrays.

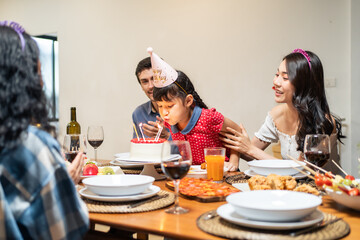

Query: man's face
[[138, 68, 154, 101]]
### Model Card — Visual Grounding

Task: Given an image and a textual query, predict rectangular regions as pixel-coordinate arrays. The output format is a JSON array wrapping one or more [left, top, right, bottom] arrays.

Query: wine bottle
[[66, 107, 81, 134]]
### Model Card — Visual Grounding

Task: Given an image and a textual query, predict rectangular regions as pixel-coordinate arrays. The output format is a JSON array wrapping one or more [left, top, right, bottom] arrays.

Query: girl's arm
[[225, 149, 240, 171]]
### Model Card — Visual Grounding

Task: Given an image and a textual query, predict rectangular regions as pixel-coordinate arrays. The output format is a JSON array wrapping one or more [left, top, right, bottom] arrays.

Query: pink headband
[[293, 48, 311, 69]]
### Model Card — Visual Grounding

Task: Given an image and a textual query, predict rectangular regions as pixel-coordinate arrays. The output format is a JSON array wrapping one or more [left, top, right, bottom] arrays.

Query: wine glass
[[304, 134, 330, 168], [63, 134, 87, 162], [87, 126, 104, 163], [161, 141, 192, 214]]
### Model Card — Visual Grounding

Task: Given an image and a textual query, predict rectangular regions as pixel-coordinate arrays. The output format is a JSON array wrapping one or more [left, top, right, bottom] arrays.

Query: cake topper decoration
[[147, 47, 178, 88]]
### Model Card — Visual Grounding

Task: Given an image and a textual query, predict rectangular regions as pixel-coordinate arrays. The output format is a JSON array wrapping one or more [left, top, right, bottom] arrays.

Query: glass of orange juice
[[204, 147, 225, 182]]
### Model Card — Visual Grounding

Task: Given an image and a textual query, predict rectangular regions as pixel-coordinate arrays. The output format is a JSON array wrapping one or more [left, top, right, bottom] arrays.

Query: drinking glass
[[161, 141, 192, 214], [63, 134, 87, 162], [204, 147, 226, 182], [87, 126, 104, 163], [304, 134, 330, 167]]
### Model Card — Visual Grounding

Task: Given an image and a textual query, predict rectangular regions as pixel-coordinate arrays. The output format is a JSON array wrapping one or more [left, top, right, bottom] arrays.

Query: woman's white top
[[254, 113, 340, 173]]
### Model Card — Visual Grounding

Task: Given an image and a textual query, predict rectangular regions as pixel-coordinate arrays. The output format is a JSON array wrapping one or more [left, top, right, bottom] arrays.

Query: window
[[33, 35, 59, 122]]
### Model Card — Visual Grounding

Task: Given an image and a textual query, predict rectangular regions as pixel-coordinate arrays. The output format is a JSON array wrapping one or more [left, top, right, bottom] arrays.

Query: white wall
[[1, 0, 357, 176]]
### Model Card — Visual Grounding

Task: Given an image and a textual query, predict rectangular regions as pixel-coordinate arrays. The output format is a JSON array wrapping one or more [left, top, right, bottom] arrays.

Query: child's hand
[[142, 116, 169, 139], [224, 161, 239, 172]]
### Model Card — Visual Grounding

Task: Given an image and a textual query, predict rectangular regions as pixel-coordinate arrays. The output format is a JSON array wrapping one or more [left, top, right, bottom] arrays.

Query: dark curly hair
[[284, 50, 344, 151], [0, 25, 50, 150], [153, 70, 208, 109]]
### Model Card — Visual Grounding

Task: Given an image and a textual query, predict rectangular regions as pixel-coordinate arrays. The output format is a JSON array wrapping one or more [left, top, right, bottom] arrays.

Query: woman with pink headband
[[220, 49, 344, 173]]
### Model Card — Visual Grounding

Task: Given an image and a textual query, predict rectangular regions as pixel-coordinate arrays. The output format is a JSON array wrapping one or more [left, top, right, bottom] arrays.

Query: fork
[[203, 210, 218, 220], [289, 217, 342, 236]]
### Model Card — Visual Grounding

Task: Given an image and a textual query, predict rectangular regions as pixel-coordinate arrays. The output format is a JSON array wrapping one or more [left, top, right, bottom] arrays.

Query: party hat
[[147, 47, 178, 88]]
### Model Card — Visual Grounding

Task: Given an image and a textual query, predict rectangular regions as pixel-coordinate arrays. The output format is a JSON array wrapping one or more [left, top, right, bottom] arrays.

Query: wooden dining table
[[87, 173, 360, 240]]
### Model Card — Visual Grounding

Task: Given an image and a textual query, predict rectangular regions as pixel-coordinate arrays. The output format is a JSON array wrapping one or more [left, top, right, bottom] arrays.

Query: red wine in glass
[[304, 134, 330, 168], [88, 139, 104, 149], [161, 161, 191, 180], [304, 151, 330, 167], [65, 151, 78, 163]]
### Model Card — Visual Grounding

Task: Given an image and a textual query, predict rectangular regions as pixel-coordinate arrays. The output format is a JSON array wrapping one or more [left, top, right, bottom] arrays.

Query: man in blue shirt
[[132, 57, 170, 140]]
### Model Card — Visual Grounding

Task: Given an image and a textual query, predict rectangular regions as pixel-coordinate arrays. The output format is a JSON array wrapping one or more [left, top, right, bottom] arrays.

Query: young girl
[[148, 48, 240, 171], [220, 49, 344, 173]]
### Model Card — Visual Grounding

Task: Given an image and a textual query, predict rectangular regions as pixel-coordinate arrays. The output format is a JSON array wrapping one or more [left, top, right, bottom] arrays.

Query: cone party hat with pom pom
[[147, 47, 178, 88]]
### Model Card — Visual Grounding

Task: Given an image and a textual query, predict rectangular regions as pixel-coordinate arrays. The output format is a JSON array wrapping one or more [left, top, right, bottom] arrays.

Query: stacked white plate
[[245, 160, 307, 179], [217, 190, 323, 230], [80, 175, 160, 202]]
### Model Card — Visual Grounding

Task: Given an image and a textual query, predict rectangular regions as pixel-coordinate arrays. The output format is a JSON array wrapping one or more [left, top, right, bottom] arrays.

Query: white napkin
[[232, 183, 250, 192]]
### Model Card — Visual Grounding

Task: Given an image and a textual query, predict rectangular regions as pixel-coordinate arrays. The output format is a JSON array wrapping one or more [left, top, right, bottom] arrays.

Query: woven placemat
[[82, 190, 175, 213], [122, 167, 163, 175], [197, 210, 350, 240], [95, 159, 112, 167], [225, 172, 249, 184]]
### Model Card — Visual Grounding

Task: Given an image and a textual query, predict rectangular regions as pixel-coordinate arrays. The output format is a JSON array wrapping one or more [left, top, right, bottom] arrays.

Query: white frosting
[[130, 141, 170, 160]]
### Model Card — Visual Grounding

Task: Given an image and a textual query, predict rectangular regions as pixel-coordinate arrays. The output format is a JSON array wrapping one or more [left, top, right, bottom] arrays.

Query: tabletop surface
[[87, 175, 360, 240]]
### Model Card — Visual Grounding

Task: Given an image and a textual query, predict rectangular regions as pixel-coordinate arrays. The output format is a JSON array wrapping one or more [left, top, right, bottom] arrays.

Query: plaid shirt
[[0, 126, 89, 239]]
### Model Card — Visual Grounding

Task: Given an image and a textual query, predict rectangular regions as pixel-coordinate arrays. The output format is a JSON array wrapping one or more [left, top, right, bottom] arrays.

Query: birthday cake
[[130, 138, 170, 161]]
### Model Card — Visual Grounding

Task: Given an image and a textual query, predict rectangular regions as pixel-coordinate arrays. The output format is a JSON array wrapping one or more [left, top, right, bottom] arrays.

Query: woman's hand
[[67, 152, 85, 184], [220, 124, 254, 155]]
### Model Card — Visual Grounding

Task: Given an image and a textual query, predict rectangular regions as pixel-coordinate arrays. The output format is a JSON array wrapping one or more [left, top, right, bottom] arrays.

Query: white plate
[[79, 185, 160, 202], [81, 166, 123, 179], [244, 169, 307, 179], [217, 204, 324, 230], [111, 159, 144, 169]]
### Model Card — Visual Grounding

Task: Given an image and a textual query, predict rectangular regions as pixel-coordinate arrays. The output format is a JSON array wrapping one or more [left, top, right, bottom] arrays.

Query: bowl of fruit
[[321, 175, 360, 211], [81, 162, 123, 179]]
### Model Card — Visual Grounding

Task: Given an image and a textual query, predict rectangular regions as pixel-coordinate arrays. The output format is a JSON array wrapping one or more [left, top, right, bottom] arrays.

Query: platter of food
[[166, 177, 240, 202]]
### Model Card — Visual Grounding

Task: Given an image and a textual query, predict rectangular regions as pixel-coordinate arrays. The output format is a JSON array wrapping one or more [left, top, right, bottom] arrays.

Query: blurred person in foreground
[[0, 21, 89, 239]]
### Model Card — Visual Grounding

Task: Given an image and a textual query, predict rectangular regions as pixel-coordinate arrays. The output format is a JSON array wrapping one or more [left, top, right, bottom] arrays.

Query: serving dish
[[226, 190, 322, 222], [326, 188, 360, 211], [82, 175, 155, 196]]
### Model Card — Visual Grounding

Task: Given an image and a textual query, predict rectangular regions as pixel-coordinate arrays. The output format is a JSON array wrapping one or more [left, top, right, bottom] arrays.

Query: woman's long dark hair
[[284, 51, 344, 151], [0, 26, 50, 150], [153, 70, 208, 109]]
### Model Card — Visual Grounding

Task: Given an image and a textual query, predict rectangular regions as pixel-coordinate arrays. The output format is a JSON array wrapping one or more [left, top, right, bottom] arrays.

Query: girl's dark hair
[[0, 26, 51, 150], [153, 70, 208, 109], [284, 50, 344, 151]]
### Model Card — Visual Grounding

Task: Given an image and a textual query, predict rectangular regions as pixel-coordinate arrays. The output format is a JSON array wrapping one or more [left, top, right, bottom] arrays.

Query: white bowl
[[226, 190, 322, 222], [82, 175, 154, 196], [247, 160, 304, 176], [326, 188, 360, 211]]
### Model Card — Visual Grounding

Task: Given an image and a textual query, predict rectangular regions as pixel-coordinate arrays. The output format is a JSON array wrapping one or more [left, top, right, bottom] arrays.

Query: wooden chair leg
[[136, 233, 149, 240]]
